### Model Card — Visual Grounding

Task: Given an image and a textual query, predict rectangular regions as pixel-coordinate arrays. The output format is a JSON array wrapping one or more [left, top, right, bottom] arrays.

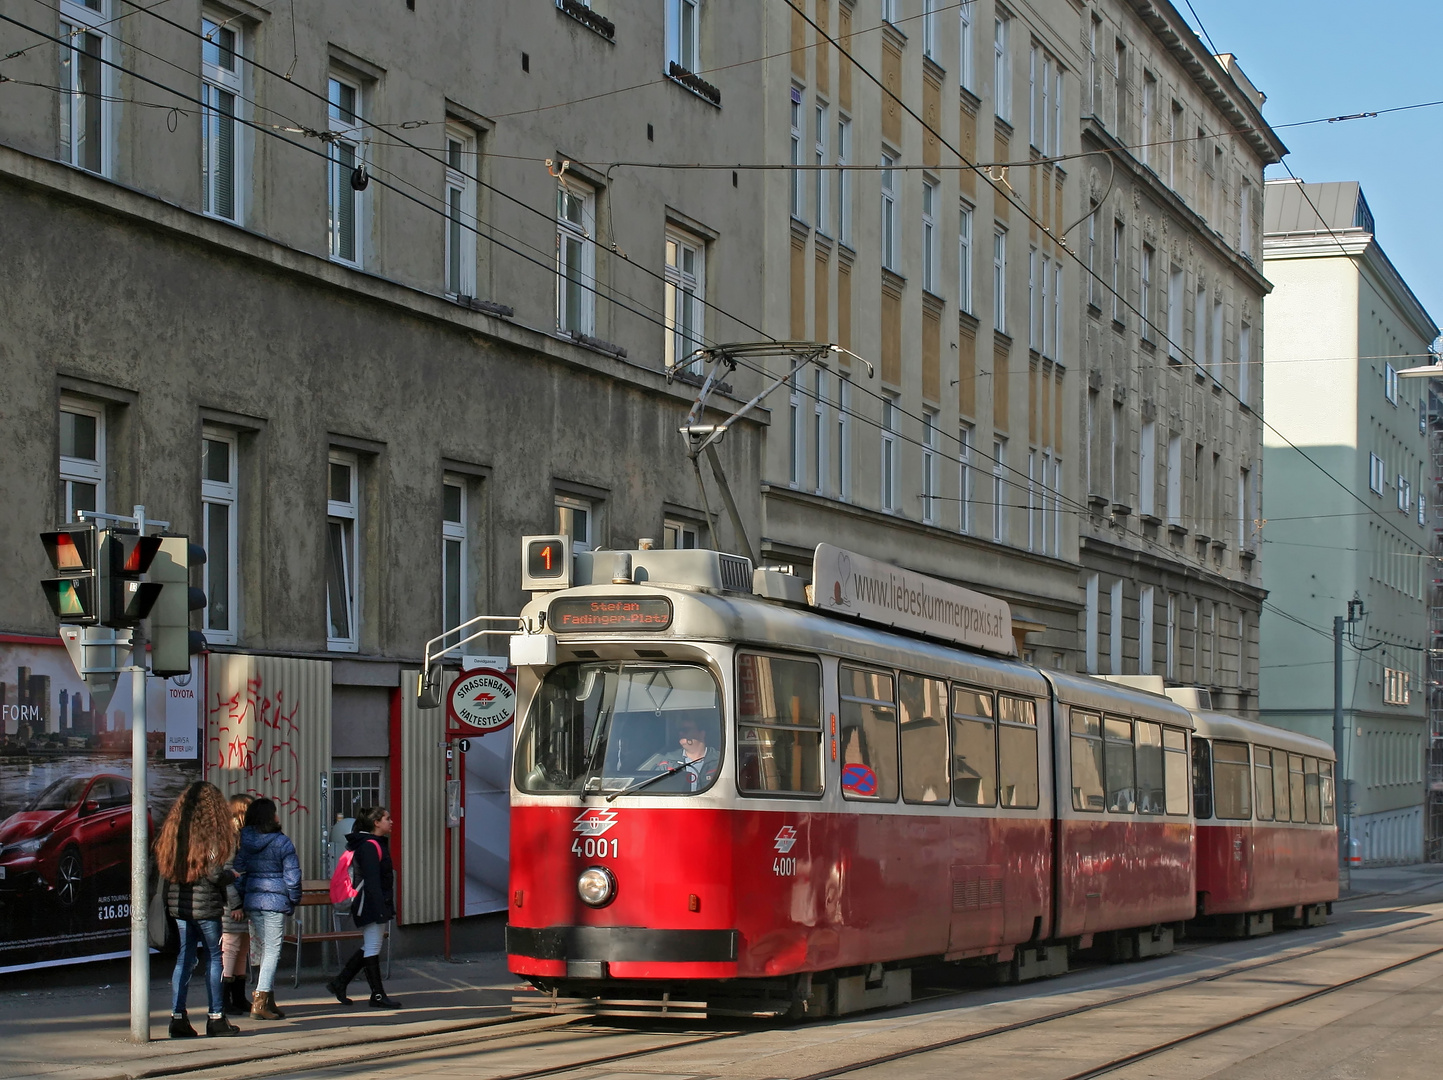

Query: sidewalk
[[0, 950, 524, 1080]]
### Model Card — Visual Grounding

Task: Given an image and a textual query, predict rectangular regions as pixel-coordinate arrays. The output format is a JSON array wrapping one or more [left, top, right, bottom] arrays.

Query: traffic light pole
[[129, 623, 149, 1043]]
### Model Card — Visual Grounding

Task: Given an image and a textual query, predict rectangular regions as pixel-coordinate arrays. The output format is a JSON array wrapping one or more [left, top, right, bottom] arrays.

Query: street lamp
[[1396, 362, 1443, 379]]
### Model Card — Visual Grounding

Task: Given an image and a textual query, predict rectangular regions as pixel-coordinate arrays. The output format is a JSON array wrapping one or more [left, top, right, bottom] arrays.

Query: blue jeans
[[172, 919, 223, 1017], [248, 910, 286, 993]]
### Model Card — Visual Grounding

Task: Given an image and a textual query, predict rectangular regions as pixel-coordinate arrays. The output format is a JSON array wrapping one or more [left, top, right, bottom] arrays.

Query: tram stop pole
[[129, 625, 150, 1043]]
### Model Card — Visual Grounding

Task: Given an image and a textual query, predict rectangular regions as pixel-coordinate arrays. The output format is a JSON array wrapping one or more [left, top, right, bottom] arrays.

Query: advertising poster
[[0, 636, 202, 973]]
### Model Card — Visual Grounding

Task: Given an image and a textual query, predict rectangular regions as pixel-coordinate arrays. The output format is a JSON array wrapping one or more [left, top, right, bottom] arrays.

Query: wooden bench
[[281, 882, 390, 988]]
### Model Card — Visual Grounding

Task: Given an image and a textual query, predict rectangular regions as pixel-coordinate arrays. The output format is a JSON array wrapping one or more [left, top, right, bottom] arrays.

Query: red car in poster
[[0, 774, 137, 906]]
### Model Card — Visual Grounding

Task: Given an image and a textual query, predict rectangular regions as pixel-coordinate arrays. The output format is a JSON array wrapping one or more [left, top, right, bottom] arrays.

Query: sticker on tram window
[[841, 762, 878, 796], [549, 596, 673, 632], [572, 837, 619, 858]]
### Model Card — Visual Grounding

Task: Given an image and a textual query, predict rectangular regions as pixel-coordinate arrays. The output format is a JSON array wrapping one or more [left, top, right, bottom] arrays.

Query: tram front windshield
[[515, 662, 723, 796]]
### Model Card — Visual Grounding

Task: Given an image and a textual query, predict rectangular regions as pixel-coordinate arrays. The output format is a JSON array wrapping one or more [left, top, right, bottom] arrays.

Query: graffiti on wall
[[209, 673, 307, 818]]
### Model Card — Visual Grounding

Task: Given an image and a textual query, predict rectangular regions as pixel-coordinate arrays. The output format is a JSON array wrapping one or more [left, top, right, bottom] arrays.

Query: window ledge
[[960, 85, 981, 112], [667, 62, 721, 106], [1140, 337, 1156, 353], [881, 267, 907, 298], [1139, 513, 1163, 527], [921, 288, 946, 315], [564, 329, 628, 359], [922, 55, 946, 84], [557, 0, 615, 42], [958, 308, 980, 333], [1111, 318, 1126, 334]]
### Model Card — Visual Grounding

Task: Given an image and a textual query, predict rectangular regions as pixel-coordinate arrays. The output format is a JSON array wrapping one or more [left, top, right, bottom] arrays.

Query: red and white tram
[[503, 544, 1338, 1017]]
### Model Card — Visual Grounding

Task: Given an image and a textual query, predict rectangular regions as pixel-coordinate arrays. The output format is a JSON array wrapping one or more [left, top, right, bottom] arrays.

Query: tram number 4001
[[773, 857, 796, 877], [572, 838, 618, 858]]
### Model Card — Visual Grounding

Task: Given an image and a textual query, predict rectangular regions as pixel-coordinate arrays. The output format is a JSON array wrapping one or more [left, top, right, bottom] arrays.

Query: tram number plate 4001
[[573, 838, 618, 858], [773, 857, 796, 876]]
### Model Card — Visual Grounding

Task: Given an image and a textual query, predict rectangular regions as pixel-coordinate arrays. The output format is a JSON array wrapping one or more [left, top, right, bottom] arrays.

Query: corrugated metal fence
[[397, 668, 451, 925]]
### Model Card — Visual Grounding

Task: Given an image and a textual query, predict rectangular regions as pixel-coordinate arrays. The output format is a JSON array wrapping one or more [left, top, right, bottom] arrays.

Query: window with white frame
[[1139, 420, 1155, 518], [1211, 298, 1223, 377], [1239, 181, 1253, 259], [1397, 474, 1411, 514], [1109, 578, 1123, 675], [923, 0, 938, 60], [1028, 246, 1038, 350], [1040, 253, 1051, 357], [959, 424, 974, 533], [201, 16, 242, 221], [555, 494, 595, 551], [1193, 284, 1207, 374], [1169, 100, 1182, 187], [1026, 448, 1038, 550], [1237, 467, 1249, 550], [665, 0, 699, 73], [992, 437, 1007, 541], [1087, 13, 1100, 116], [958, 201, 973, 313], [881, 393, 898, 512], [1385, 362, 1399, 405], [1141, 71, 1156, 168], [837, 377, 852, 500], [881, 0, 897, 24], [815, 100, 829, 232], [327, 75, 364, 265], [1111, 219, 1124, 324], [993, 227, 1007, 331], [557, 179, 596, 334], [880, 150, 897, 271], [789, 368, 804, 487], [1029, 47, 1055, 153], [1140, 243, 1154, 342], [1112, 38, 1126, 137], [1369, 453, 1384, 495], [1052, 262, 1063, 361], [1166, 593, 1177, 678], [1167, 265, 1183, 359], [1166, 433, 1182, 524], [1086, 203, 1098, 308], [1084, 572, 1100, 674], [922, 178, 938, 292], [59, 398, 105, 520], [445, 126, 478, 297], [1138, 585, 1155, 674], [922, 410, 939, 524], [790, 86, 805, 220], [663, 518, 699, 549], [442, 476, 468, 634], [836, 114, 852, 244], [1052, 66, 1063, 156], [993, 14, 1011, 121], [959, 2, 974, 90], [1238, 322, 1251, 405], [326, 451, 359, 651], [812, 369, 828, 494], [1051, 455, 1063, 552], [202, 430, 239, 644], [664, 226, 705, 371], [59, 0, 110, 175]]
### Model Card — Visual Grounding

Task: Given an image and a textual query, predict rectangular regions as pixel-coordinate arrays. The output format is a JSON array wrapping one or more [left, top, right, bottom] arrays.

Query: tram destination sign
[[811, 543, 1014, 656], [549, 596, 674, 632]]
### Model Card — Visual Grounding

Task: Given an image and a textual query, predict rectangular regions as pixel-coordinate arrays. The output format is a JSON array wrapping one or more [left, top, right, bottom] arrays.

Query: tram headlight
[[577, 866, 616, 907]]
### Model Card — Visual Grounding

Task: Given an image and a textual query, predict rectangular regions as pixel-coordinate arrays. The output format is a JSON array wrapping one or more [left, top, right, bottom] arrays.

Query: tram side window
[[1304, 756, 1322, 823], [952, 687, 997, 806], [1212, 740, 1252, 820], [735, 653, 823, 796], [839, 666, 899, 801], [997, 695, 1039, 808], [1253, 747, 1275, 821], [899, 674, 949, 803], [1192, 737, 1213, 819], [1163, 726, 1190, 815], [1320, 760, 1336, 824], [1288, 753, 1306, 823], [1105, 717, 1135, 814], [1135, 721, 1165, 814], [1070, 711, 1105, 812]]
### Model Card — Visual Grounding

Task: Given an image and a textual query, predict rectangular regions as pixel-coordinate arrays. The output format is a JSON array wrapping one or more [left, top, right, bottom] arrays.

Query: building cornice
[[1080, 533, 1268, 602], [1121, 0, 1287, 164]]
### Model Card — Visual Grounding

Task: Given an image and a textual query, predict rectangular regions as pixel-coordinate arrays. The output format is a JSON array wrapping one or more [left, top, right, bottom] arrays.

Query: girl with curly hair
[[155, 781, 242, 1038]]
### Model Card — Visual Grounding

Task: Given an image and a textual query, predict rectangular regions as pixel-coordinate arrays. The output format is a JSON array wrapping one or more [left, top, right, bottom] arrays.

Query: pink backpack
[[329, 839, 381, 904]]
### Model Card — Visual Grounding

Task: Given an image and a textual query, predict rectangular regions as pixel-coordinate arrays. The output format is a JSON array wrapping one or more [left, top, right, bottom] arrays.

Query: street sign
[[58, 624, 133, 713], [446, 667, 516, 735]]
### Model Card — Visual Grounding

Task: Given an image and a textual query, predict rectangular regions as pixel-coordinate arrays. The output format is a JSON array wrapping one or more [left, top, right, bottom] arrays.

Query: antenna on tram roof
[[669, 342, 875, 566]]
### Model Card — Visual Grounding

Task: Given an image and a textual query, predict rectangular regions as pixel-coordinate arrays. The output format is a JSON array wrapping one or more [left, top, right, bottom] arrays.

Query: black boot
[[224, 975, 250, 1015], [206, 1014, 241, 1037], [168, 1011, 198, 1038], [363, 955, 402, 1009], [326, 950, 365, 1005]]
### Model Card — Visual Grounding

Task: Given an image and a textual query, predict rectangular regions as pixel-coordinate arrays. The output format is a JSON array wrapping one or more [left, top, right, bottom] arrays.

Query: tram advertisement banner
[[0, 637, 202, 973]]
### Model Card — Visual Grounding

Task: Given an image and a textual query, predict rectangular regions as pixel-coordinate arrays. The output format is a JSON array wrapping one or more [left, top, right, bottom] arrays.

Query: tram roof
[[1041, 669, 1195, 729], [1190, 710, 1335, 761], [526, 582, 1050, 696]]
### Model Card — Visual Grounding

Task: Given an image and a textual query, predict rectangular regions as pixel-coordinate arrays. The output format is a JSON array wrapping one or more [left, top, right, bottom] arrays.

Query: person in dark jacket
[[155, 781, 241, 1038], [233, 798, 301, 1020], [325, 805, 401, 1008], [220, 793, 254, 1015]]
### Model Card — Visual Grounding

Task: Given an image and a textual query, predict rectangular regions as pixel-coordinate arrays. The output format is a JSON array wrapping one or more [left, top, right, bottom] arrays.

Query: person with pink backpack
[[325, 806, 401, 1008]]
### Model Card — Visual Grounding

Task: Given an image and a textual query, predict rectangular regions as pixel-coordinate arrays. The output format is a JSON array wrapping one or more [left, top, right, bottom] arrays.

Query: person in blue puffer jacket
[[233, 798, 300, 1021]]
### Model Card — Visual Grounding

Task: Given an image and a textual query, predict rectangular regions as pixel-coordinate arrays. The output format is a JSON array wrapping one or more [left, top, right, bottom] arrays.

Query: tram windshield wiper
[[604, 758, 701, 802]]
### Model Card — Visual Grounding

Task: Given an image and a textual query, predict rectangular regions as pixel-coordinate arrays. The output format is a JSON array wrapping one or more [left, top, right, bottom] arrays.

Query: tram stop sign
[[447, 667, 516, 736]]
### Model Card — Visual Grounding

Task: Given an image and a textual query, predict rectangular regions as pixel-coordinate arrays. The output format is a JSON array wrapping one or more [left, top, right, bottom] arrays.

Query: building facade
[[1260, 179, 1439, 865], [1074, 4, 1281, 715], [0, 0, 769, 941]]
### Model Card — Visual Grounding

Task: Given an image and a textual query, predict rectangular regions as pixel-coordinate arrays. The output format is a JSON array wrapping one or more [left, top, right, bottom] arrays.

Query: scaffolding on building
[[1426, 380, 1443, 861]]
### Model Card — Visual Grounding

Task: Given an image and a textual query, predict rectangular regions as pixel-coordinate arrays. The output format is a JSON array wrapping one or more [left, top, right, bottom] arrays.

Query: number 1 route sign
[[447, 668, 516, 735]]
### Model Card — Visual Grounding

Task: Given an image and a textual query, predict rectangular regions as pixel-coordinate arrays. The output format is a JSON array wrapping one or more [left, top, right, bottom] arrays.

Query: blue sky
[[1178, 1, 1443, 338]]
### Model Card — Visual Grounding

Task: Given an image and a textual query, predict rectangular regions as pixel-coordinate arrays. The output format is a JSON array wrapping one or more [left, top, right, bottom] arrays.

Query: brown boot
[[250, 990, 284, 1020]]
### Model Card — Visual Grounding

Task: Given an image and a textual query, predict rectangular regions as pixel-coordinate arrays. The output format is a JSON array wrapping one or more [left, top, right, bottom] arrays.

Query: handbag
[[147, 884, 177, 951]]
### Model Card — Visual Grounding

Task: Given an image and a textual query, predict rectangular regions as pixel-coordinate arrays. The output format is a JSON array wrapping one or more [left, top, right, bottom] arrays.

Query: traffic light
[[149, 535, 208, 678], [40, 525, 100, 624], [102, 529, 162, 628]]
